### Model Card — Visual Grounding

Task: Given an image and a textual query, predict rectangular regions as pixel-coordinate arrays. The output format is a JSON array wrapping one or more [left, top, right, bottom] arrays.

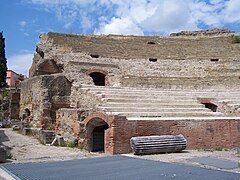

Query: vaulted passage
[[89, 72, 106, 86], [92, 124, 109, 152], [202, 103, 218, 112], [86, 118, 109, 152]]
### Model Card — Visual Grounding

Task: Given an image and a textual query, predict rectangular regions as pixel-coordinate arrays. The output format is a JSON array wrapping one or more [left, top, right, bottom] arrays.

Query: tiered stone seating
[[80, 85, 240, 118]]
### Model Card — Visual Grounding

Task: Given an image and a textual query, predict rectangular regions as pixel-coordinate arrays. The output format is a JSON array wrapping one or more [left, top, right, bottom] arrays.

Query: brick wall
[[9, 92, 20, 119], [57, 109, 240, 154], [111, 118, 240, 154]]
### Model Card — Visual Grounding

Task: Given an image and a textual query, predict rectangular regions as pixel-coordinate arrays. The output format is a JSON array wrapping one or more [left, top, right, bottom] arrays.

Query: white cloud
[[189, 1, 224, 27], [7, 53, 33, 76], [224, 0, 240, 23], [19, 21, 27, 28], [96, 17, 143, 35], [27, 0, 240, 35], [140, 0, 197, 34], [209, 0, 224, 5]]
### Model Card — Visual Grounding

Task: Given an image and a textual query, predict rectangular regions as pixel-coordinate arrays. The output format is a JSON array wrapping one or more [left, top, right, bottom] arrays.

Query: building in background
[[6, 70, 25, 87]]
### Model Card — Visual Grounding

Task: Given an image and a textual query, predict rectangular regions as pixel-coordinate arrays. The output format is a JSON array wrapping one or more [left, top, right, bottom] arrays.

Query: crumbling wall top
[[170, 28, 234, 37]]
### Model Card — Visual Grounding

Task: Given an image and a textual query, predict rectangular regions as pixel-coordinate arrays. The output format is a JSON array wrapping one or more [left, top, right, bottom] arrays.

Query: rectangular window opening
[[210, 59, 219, 62], [149, 58, 157, 62], [147, 41, 156, 45], [90, 54, 99, 58]]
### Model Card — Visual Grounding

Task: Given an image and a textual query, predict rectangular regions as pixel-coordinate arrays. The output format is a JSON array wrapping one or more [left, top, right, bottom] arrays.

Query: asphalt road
[[1, 156, 240, 180]]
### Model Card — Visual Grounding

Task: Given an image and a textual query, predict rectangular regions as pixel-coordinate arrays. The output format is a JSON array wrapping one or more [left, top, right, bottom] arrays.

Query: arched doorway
[[89, 72, 106, 86], [87, 118, 109, 152], [92, 124, 109, 152]]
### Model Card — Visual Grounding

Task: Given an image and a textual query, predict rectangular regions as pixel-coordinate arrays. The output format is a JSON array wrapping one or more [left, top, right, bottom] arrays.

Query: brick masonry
[[9, 92, 20, 119], [56, 110, 240, 154], [20, 75, 71, 128], [116, 118, 240, 154]]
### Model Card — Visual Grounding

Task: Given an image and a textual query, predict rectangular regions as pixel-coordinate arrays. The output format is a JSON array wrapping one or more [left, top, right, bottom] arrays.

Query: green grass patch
[[214, 147, 228, 151], [231, 35, 240, 43], [62, 141, 77, 148]]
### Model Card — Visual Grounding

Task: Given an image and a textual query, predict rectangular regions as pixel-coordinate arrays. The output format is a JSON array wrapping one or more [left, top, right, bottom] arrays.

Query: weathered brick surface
[[56, 109, 240, 154], [111, 118, 240, 154], [20, 75, 71, 128], [56, 109, 79, 142]]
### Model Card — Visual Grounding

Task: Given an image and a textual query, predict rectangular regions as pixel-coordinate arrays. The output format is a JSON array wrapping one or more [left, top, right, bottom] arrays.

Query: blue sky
[[0, 0, 240, 76]]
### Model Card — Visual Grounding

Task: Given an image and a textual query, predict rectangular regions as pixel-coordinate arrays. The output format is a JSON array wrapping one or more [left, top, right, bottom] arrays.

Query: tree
[[0, 32, 7, 88]]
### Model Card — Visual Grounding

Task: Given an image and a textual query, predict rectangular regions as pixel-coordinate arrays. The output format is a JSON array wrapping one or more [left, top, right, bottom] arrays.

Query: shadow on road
[[0, 128, 13, 163], [0, 129, 10, 145]]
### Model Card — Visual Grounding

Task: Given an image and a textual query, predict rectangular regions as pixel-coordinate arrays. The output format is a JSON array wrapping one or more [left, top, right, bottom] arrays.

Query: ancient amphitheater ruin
[[20, 28, 240, 154]]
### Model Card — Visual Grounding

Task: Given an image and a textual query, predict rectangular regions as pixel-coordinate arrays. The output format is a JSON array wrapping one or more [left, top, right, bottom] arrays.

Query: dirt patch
[[0, 128, 105, 163]]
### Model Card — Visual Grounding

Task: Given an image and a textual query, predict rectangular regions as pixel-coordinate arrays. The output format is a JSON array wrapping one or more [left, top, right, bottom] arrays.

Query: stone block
[[57, 136, 64, 146], [40, 130, 55, 144], [30, 128, 42, 136], [23, 128, 31, 135]]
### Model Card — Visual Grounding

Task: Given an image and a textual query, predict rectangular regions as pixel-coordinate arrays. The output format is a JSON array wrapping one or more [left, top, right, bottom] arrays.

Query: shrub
[[231, 35, 240, 43]]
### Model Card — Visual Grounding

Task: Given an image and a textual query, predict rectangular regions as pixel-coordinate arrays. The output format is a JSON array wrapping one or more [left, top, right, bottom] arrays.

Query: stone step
[[87, 90, 240, 100], [99, 107, 211, 112], [89, 88, 240, 95], [99, 94, 197, 100], [88, 89, 188, 96], [94, 91, 192, 96], [96, 91, 240, 98], [99, 94, 240, 102], [127, 117, 240, 121], [219, 97, 240, 100], [81, 85, 240, 93], [101, 102, 205, 108], [102, 98, 198, 103], [105, 111, 224, 117], [87, 87, 185, 92], [97, 92, 240, 100], [218, 100, 240, 103], [227, 103, 240, 107]]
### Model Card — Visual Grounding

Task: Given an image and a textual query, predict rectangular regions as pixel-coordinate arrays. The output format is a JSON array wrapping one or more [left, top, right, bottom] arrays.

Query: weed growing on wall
[[231, 35, 240, 43]]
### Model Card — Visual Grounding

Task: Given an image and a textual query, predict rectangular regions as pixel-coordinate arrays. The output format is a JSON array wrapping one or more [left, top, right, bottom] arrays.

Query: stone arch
[[84, 112, 112, 152], [86, 69, 108, 86], [86, 118, 109, 152]]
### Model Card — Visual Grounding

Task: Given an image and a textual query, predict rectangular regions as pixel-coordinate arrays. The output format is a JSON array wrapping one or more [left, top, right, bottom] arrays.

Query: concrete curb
[[0, 167, 18, 180]]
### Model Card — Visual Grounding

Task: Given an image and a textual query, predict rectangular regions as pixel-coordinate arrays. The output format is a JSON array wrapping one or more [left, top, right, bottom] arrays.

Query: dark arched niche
[[89, 72, 106, 86]]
